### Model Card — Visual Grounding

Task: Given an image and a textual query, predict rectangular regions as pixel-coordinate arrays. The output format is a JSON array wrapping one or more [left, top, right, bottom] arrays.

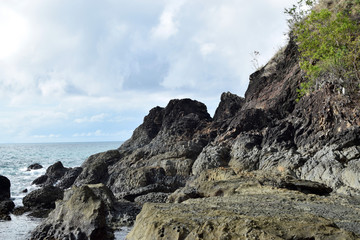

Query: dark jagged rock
[[120, 106, 164, 152], [213, 92, 245, 122], [27, 163, 43, 171], [32, 161, 82, 190], [32, 161, 68, 187], [23, 186, 64, 210], [75, 99, 212, 200]]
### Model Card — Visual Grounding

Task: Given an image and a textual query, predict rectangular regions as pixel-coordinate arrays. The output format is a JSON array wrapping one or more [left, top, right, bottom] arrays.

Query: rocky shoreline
[[2, 8, 360, 239]]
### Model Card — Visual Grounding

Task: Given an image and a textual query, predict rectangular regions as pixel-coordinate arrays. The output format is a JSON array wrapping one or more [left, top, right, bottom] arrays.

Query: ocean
[[0, 141, 131, 240]]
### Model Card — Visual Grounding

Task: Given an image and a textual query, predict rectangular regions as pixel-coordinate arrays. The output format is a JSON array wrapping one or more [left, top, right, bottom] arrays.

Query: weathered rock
[[30, 184, 117, 240], [27, 163, 43, 171], [129, 204, 357, 240], [23, 186, 64, 209], [0, 175, 11, 201], [128, 170, 360, 239], [192, 144, 230, 175]]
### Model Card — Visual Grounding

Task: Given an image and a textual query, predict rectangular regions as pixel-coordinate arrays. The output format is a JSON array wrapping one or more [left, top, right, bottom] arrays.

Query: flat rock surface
[[128, 170, 360, 239]]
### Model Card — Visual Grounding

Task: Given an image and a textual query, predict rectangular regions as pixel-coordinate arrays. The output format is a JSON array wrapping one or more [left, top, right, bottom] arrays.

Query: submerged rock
[[27, 163, 43, 171]]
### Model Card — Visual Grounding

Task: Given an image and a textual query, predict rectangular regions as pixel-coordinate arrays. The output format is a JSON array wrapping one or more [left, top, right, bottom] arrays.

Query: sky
[[0, 0, 293, 143]]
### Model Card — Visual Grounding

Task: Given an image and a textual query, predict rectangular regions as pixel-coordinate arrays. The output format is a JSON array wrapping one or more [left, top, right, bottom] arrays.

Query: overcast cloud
[[0, 0, 293, 143]]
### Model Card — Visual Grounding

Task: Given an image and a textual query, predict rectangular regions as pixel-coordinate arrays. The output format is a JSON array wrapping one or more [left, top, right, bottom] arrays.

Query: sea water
[[0, 141, 130, 240]]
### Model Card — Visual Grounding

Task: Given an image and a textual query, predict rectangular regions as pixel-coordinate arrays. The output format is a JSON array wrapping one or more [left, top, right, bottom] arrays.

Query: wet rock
[[27, 163, 43, 171], [0, 175, 11, 201], [32, 161, 83, 190], [30, 184, 117, 240], [13, 206, 30, 216], [0, 175, 13, 220], [32, 175, 48, 186], [23, 185, 64, 209], [32, 161, 69, 187], [0, 200, 15, 221]]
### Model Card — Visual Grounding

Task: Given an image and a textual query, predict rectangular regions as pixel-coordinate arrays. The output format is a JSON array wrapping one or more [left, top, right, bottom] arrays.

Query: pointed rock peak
[[213, 92, 244, 122]]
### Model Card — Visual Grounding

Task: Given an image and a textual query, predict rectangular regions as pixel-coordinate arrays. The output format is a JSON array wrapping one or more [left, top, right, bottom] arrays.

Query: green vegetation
[[285, 0, 360, 100]]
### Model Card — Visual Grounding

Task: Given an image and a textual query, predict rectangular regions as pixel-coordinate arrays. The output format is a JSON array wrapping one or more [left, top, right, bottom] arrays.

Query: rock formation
[[0, 175, 14, 220], [30, 1, 360, 238], [32, 161, 82, 189]]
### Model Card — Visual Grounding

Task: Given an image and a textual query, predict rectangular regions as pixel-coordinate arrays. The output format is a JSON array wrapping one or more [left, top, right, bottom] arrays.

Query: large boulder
[[0, 175, 11, 200], [23, 186, 64, 209], [0, 175, 14, 220], [30, 184, 132, 240]]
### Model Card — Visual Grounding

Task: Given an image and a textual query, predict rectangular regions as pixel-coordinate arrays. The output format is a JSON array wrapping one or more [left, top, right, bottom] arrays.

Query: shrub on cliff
[[286, 0, 360, 100]]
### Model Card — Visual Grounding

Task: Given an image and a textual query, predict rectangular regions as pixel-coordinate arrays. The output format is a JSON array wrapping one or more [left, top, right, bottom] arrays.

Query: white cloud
[[74, 113, 107, 124], [0, 6, 30, 60], [151, 0, 186, 40], [33, 134, 61, 139], [0, 0, 294, 143], [200, 43, 216, 56]]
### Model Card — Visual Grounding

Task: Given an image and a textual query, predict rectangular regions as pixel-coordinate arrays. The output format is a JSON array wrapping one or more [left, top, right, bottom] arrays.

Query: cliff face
[[31, 8, 360, 240]]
